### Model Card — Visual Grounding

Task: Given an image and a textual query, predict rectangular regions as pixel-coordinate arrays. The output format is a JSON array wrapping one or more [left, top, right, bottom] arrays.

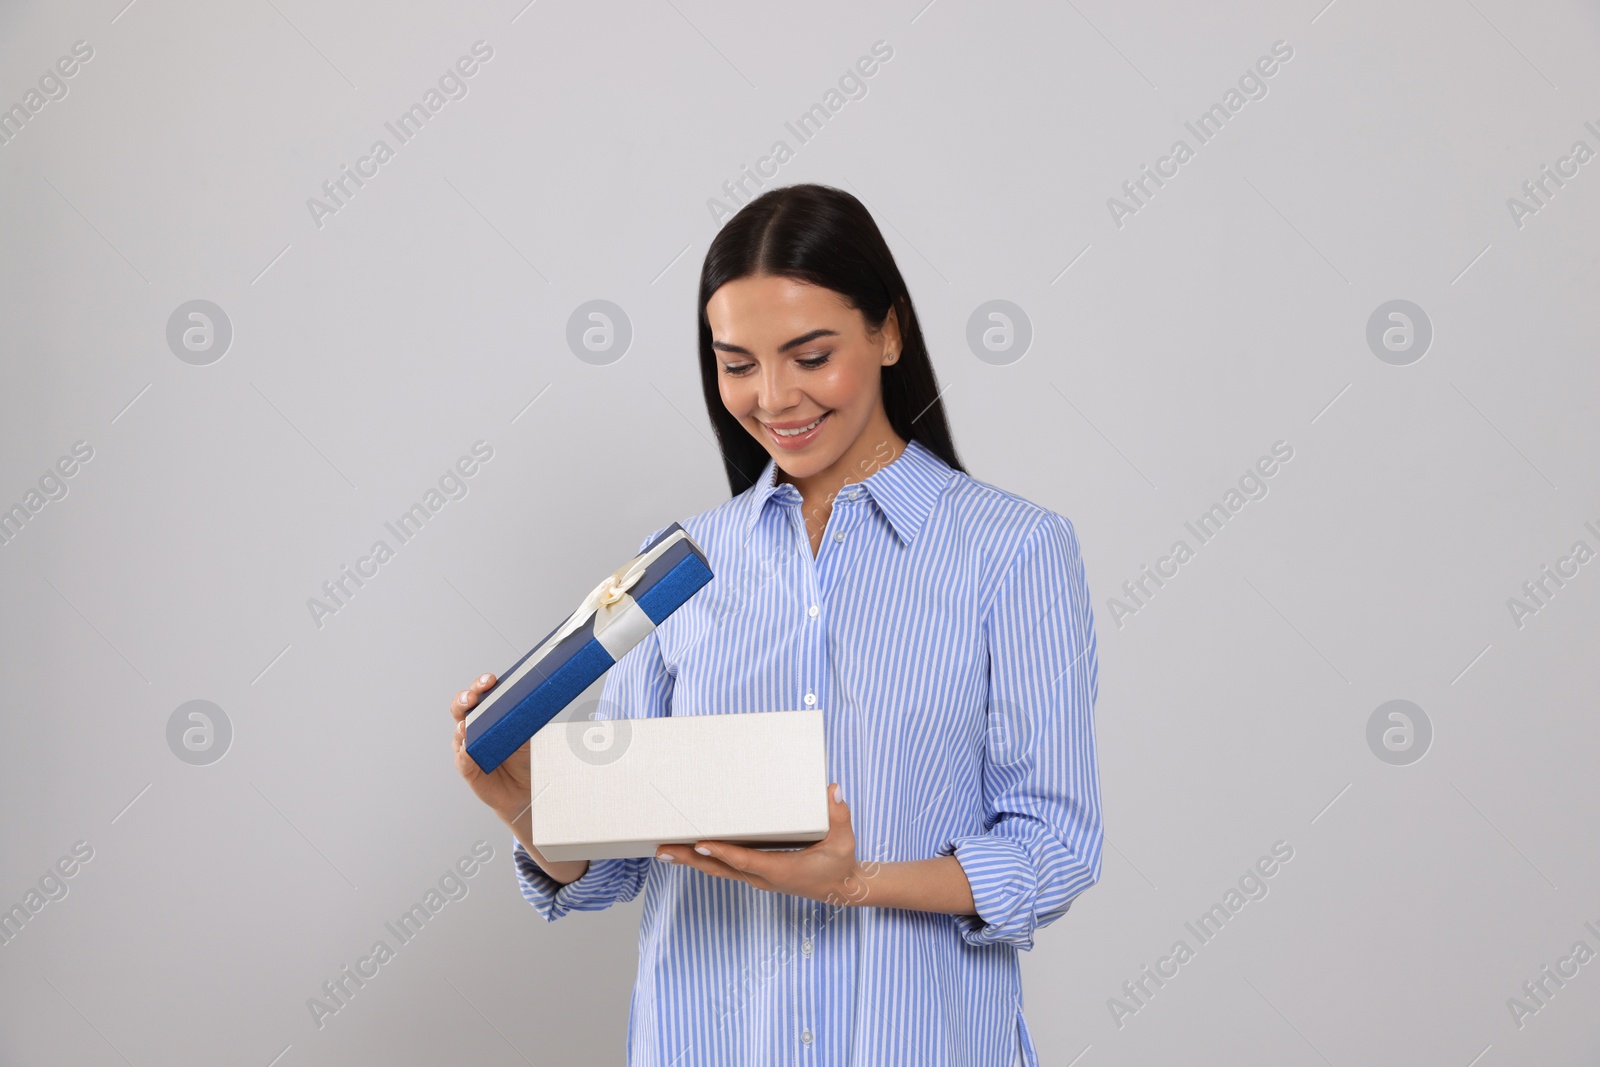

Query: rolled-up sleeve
[[513, 526, 678, 922], [939, 512, 1103, 950], [512, 842, 651, 922]]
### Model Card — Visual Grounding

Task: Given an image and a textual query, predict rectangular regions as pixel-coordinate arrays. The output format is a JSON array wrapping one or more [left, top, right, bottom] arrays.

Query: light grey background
[[2, 0, 1598, 1063]]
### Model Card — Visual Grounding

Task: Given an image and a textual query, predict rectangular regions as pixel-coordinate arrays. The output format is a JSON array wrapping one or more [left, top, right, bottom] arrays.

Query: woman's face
[[706, 274, 899, 484]]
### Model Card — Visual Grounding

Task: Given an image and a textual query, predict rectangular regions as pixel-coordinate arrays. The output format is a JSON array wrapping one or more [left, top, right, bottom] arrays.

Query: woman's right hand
[[449, 673, 532, 824], [449, 672, 590, 885]]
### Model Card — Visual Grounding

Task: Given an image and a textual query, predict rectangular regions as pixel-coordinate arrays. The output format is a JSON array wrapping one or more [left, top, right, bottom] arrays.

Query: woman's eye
[[722, 363, 755, 376], [798, 353, 831, 368]]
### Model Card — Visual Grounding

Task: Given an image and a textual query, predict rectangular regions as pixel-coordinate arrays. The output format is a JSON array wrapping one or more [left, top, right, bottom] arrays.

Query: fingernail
[[459, 691, 471, 704], [656, 852, 674, 863], [479, 674, 491, 685], [694, 846, 712, 856], [832, 784, 844, 804]]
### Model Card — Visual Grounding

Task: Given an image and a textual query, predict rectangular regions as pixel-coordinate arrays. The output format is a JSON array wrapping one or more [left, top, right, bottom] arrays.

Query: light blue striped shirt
[[513, 438, 1103, 1066]]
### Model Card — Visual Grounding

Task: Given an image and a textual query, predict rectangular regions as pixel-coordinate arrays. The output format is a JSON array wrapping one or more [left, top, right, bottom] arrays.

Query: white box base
[[530, 710, 829, 862]]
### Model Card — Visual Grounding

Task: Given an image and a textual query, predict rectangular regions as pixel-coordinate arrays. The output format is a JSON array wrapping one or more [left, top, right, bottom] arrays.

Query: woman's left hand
[[656, 783, 874, 906]]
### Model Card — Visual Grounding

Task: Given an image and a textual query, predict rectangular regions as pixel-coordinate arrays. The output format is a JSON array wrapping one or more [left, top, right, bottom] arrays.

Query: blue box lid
[[463, 522, 711, 773]]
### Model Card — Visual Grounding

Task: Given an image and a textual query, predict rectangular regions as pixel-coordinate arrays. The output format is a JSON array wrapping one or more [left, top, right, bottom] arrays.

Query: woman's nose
[[758, 365, 799, 414]]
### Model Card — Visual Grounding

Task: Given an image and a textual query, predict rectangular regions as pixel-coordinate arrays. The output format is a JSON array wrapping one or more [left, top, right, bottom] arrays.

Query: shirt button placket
[[797, 500, 826, 717], [795, 919, 814, 1057], [794, 498, 827, 1062]]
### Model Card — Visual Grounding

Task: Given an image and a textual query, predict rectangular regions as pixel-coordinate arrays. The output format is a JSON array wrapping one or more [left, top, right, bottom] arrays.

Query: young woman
[[450, 183, 1102, 1066]]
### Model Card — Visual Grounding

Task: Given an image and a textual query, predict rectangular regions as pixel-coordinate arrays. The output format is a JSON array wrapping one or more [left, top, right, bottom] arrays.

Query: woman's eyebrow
[[713, 328, 839, 356]]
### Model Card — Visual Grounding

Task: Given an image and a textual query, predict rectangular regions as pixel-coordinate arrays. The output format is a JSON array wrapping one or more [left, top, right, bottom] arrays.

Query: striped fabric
[[512, 437, 1102, 1066]]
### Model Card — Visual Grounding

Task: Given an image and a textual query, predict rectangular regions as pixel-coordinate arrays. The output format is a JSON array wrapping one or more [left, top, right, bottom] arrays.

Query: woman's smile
[[761, 410, 831, 450]]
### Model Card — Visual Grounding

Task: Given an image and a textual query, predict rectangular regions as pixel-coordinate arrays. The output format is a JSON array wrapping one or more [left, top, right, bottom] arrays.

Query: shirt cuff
[[940, 833, 1042, 950], [511, 837, 641, 922]]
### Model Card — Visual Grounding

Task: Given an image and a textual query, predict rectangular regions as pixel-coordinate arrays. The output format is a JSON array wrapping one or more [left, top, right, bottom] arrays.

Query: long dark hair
[[697, 183, 965, 497]]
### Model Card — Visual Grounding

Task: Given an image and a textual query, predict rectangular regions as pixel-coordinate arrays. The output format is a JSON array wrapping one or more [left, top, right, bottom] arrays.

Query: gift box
[[530, 709, 830, 861], [464, 522, 712, 774]]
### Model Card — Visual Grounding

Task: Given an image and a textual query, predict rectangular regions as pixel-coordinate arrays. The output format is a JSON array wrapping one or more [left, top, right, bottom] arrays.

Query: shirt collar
[[741, 437, 954, 546]]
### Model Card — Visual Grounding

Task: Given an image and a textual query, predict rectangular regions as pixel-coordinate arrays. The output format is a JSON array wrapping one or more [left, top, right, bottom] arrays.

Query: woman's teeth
[[771, 415, 825, 437]]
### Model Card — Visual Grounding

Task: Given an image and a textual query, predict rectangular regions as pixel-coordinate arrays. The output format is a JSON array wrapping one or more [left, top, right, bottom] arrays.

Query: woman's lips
[[763, 411, 830, 450]]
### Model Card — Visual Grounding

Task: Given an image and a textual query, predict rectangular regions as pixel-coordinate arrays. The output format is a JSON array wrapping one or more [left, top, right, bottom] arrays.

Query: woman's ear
[[880, 305, 902, 365]]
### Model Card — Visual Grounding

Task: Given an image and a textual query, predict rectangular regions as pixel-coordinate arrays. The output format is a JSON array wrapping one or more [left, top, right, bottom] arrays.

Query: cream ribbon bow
[[551, 526, 689, 651]]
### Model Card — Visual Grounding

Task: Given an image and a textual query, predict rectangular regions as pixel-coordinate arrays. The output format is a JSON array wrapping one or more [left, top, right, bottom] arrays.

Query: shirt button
[[803, 692, 816, 706], [832, 531, 845, 543], [802, 938, 813, 957], [807, 604, 819, 618], [801, 1029, 814, 1046]]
